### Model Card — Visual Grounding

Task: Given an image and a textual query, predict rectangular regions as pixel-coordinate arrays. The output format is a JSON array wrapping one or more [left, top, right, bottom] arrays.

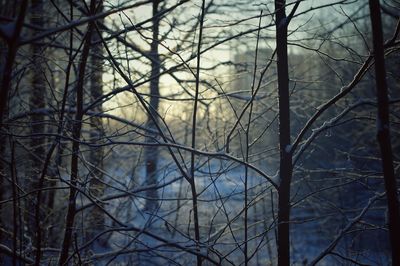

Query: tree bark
[[369, 1, 400, 265], [275, 1, 292, 265]]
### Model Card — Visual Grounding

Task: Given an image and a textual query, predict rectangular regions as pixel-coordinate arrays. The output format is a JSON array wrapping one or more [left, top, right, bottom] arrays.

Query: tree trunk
[[59, 1, 96, 263], [369, 1, 400, 264], [88, 0, 106, 246], [29, 0, 47, 252], [0, 1, 28, 264], [0, 0, 28, 126], [144, 0, 161, 212], [29, 0, 46, 163], [275, 1, 292, 265]]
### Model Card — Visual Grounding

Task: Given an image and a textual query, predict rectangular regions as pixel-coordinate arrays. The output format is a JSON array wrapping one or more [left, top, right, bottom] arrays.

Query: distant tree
[[87, 0, 107, 247], [144, 0, 162, 212], [0, 1, 28, 264], [0, 0, 399, 264]]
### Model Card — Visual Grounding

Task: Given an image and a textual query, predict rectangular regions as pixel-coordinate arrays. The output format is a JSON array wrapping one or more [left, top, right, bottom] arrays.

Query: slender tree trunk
[[369, 1, 400, 265], [30, 0, 46, 167], [191, 2, 205, 265], [144, 0, 161, 211], [88, 0, 106, 246], [0, 2, 11, 259], [59, 1, 96, 263], [29, 0, 47, 252], [275, 1, 292, 265], [244, 13, 262, 265], [45, 2, 75, 248], [0, 2, 28, 263]]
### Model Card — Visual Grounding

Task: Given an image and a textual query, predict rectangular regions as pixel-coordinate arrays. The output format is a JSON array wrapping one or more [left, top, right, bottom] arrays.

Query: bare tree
[[144, 0, 162, 212], [0, 0, 399, 264], [59, 0, 97, 263], [274, 1, 300, 264], [369, 0, 400, 264], [87, 0, 106, 247]]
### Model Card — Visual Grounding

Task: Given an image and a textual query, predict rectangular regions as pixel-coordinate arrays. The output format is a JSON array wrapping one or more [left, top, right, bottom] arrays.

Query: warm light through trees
[[0, 0, 399, 265]]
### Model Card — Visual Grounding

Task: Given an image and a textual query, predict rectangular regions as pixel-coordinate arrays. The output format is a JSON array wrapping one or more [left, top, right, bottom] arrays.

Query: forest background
[[0, 0, 399, 265]]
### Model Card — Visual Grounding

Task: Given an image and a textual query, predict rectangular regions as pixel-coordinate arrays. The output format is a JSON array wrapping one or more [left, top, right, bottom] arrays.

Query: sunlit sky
[[99, 0, 366, 122]]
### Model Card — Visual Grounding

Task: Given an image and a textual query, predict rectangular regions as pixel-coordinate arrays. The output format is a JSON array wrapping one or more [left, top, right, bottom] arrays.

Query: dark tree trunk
[[144, 0, 161, 211], [30, 0, 46, 169], [29, 0, 47, 253], [275, 1, 292, 265], [369, 1, 400, 265], [0, 1, 13, 260], [0, 2, 28, 264], [59, 1, 96, 263], [0, 0, 28, 127]]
